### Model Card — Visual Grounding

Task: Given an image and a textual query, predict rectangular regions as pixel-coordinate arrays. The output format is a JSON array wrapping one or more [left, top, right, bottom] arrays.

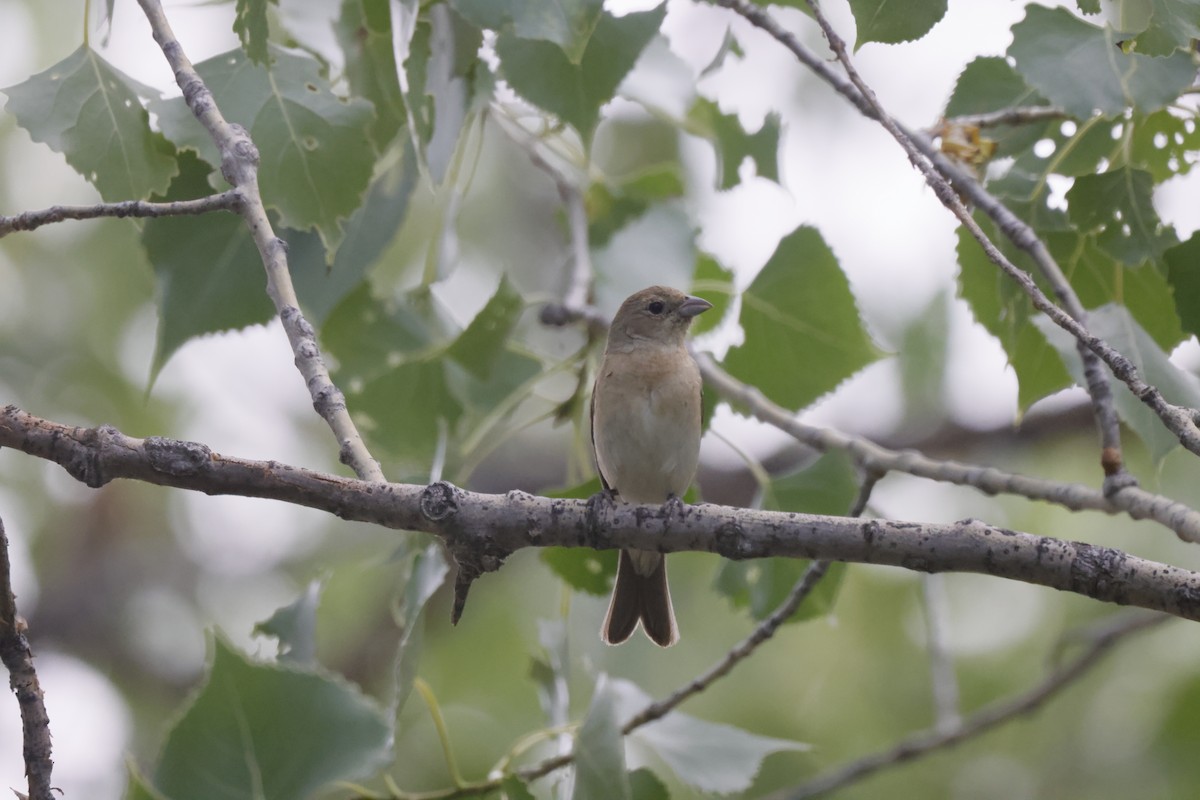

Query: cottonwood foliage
[[4, 0, 1200, 797]]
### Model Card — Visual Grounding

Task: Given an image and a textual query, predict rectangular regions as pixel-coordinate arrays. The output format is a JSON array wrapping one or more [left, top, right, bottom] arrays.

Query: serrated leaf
[[1034, 304, 1200, 462], [1127, 0, 1200, 56], [1008, 5, 1195, 118], [447, 277, 524, 379], [234, 0, 273, 64], [629, 769, 669, 800], [1165, 233, 1200, 338], [142, 152, 274, 383], [715, 452, 856, 622], [153, 635, 391, 800], [352, 357, 464, 463], [253, 578, 323, 665], [1129, 109, 1200, 182], [722, 226, 879, 412], [573, 676, 631, 800], [451, 0, 603, 63], [688, 99, 780, 190], [689, 253, 735, 336], [3, 45, 177, 201], [337, 0, 407, 148], [944, 56, 1052, 157], [1078, 0, 1102, 12], [611, 678, 809, 795], [1052, 230, 1184, 350], [587, 163, 685, 247], [151, 47, 375, 252], [848, 0, 947, 48], [1066, 167, 1177, 265], [394, 543, 449, 712], [956, 221, 1073, 411], [322, 284, 441, 384], [289, 142, 420, 325], [496, 4, 665, 142]]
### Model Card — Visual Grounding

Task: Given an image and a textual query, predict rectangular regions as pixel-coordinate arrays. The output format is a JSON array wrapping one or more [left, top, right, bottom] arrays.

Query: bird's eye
[[647, 300, 665, 315]]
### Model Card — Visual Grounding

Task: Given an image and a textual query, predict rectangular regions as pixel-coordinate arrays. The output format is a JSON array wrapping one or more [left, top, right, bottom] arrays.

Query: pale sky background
[[2, 0, 1200, 795]]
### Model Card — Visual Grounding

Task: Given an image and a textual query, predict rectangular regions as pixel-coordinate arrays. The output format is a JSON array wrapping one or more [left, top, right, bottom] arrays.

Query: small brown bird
[[592, 286, 712, 646]]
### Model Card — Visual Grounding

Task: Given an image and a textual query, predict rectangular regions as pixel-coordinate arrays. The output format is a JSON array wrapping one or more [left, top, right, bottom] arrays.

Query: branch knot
[[421, 481, 461, 523]]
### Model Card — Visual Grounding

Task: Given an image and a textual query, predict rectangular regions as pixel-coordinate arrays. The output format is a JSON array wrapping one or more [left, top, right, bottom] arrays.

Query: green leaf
[[500, 775, 537, 800], [289, 141, 420, 326], [1164, 233, 1200, 338], [447, 277, 525, 379], [722, 226, 879, 412], [3, 45, 177, 201], [531, 620, 570, 725], [336, 0, 407, 149], [540, 478, 617, 595], [848, 0, 948, 48], [572, 676, 631, 800], [393, 543, 449, 712], [451, 0, 603, 63], [1078, 0, 1101, 12], [1007, 5, 1195, 118], [124, 763, 170, 800], [629, 769, 670, 800], [1034, 304, 1200, 462], [152, 47, 375, 253], [1065, 167, 1177, 265], [1126, 0, 1200, 56], [142, 152, 274, 383], [234, 0, 274, 64], [611, 678, 809, 795], [587, 163, 685, 247], [956, 221, 1072, 411], [322, 285, 441, 384], [352, 357, 464, 463], [715, 452, 856, 622], [687, 98, 780, 190], [689, 253, 736, 336], [253, 578, 323, 665], [943, 56, 1051, 156], [153, 636, 391, 800], [496, 4, 666, 142], [1129, 109, 1200, 182], [1052, 231, 1184, 351]]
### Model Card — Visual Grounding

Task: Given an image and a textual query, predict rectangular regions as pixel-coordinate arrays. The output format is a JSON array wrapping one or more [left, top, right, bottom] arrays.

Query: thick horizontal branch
[[0, 192, 240, 237], [6, 405, 1200, 624]]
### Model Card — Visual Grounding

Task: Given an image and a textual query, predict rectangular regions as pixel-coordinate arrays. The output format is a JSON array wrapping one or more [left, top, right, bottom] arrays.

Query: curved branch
[[0, 191, 240, 236], [133, 0, 385, 482], [779, 611, 1168, 799], [0, 515, 55, 800], [6, 405, 1200, 625], [710, 0, 1200, 463], [695, 353, 1200, 542]]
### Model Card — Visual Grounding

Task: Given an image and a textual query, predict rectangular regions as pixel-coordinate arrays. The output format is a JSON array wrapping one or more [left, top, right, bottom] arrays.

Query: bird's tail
[[601, 549, 679, 647]]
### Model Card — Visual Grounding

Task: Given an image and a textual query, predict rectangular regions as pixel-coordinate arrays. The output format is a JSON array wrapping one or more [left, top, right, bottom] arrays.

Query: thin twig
[[695, 352, 1200, 542], [712, 0, 1200, 465], [939, 106, 1068, 130], [778, 612, 1168, 799], [0, 515, 55, 800], [0, 191, 240, 236], [134, 0, 385, 482]]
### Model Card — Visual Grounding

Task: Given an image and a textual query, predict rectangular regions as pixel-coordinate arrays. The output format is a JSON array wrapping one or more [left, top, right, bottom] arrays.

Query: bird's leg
[[662, 493, 687, 522]]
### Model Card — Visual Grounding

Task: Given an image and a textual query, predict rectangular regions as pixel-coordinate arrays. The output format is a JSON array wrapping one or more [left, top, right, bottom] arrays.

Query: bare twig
[[133, 0, 385, 482], [695, 353, 1200, 542], [939, 106, 1068, 130], [0, 191, 240, 236], [6, 405, 1200, 623], [779, 612, 1168, 799], [711, 0, 1200, 465], [0, 515, 55, 800]]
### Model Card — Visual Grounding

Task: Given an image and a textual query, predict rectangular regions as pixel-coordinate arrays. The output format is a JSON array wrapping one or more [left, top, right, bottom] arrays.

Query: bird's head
[[607, 286, 713, 349]]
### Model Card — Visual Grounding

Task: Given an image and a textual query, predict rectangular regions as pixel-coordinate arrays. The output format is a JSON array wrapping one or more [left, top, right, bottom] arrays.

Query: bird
[[591, 285, 712, 646]]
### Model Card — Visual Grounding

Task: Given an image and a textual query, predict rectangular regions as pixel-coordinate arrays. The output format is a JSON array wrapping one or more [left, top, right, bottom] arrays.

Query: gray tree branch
[[0, 191, 240, 236], [5, 405, 1200, 625], [133, 0, 385, 482]]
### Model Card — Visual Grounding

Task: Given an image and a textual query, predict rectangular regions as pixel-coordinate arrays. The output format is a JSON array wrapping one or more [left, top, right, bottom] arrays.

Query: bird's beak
[[678, 296, 713, 318]]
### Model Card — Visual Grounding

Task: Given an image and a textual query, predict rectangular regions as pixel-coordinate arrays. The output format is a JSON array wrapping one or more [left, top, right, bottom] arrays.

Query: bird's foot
[[586, 488, 618, 539]]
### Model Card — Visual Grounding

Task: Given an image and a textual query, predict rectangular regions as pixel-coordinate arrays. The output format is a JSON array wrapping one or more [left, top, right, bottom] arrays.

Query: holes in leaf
[[1096, 157, 1110, 172], [1059, 120, 1077, 137], [1033, 138, 1056, 158], [303, 136, 318, 150], [1110, 123, 1124, 140]]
